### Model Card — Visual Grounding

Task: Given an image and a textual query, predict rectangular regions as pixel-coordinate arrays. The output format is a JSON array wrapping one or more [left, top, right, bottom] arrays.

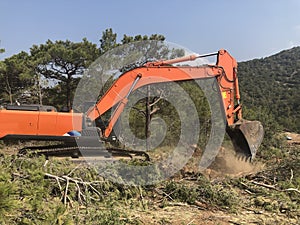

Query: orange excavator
[[0, 49, 264, 160]]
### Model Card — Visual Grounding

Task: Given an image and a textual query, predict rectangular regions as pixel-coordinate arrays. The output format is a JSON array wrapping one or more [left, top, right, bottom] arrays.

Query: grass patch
[[161, 175, 239, 211]]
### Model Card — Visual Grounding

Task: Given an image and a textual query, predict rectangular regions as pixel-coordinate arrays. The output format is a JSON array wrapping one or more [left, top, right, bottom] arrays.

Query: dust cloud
[[204, 147, 265, 179], [181, 146, 265, 180]]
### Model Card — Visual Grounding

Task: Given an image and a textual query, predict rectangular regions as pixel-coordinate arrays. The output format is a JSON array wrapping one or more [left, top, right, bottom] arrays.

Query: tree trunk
[[5, 76, 13, 104], [37, 74, 43, 105], [66, 76, 71, 110], [145, 85, 151, 150]]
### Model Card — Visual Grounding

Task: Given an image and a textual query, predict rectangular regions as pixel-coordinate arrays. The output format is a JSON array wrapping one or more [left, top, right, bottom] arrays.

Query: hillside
[[238, 47, 300, 132]]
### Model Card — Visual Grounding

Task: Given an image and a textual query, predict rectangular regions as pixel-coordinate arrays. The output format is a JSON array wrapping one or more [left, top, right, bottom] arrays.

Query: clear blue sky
[[1, 0, 300, 61]]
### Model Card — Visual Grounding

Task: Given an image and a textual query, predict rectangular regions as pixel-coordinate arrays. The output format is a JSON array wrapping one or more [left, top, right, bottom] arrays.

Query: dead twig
[[154, 188, 175, 201], [250, 181, 279, 190], [44, 172, 104, 205], [67, 164, 82, 176], [284, 188, 300, 194], [63, 176, 69, 205], [249, 180, 300, 194], [165, 202, 189, 207], [186, 218, 195, 225]]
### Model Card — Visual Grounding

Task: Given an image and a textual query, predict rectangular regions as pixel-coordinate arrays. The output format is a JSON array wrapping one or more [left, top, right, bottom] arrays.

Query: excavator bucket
[[226, 120, 264, 160]]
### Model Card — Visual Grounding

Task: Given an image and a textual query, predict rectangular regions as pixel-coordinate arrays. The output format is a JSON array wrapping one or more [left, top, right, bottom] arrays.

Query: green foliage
[[239, 47, 300, 133], [0, 51, 35, 104], [122, 80, 211, 149], [163, 175, 238, 210], [242, 106, 283, 159], [100, 28, 118, 54], [30, 38, 99, 109], [0, 143, 299, 224], [100, 28, 165, 55], [231, 145, 300, 217], [0, 154, 146, 224], [0, 155, 84, 224], [79, 207, 129, 225], [0, 182, 18, 222]]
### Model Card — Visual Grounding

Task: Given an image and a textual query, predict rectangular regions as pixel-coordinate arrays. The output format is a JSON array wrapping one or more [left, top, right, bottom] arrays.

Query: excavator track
[[19, 144, 150, 161]]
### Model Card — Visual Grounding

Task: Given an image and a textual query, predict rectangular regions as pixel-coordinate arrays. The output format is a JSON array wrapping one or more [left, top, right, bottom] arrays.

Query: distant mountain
[[238, 46, 300, 132]]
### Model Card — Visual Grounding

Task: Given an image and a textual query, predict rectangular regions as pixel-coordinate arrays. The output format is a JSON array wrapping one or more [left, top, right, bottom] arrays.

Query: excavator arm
[[87, 50, 239, 135], [86, 49, 263, 159]]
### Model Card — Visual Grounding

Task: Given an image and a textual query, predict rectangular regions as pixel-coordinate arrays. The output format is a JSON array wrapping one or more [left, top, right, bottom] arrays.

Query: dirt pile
[[181, 146, 265, 180], [206, 147, 265, 179]]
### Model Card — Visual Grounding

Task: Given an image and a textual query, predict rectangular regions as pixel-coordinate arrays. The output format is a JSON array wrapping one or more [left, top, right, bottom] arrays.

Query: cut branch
[[250, 181, 279, 190], [284, 188, 300, 194], [44, 173, 104, 205], [150, 107, 160, 115], [149, 95, 163, 107]]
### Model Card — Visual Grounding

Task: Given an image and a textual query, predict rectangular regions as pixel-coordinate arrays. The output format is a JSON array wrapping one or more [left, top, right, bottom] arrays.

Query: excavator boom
[[86, 49, 264, 159]]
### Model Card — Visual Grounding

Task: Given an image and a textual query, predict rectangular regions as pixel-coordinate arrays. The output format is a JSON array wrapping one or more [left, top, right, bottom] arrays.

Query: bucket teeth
[[226, 120, 264, 160]]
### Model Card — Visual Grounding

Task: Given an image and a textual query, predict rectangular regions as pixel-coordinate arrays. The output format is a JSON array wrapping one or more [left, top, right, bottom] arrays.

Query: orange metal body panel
[[87, 49, 240, 137], [0, 110, 39, 138], [0, 109, 83, 139]]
